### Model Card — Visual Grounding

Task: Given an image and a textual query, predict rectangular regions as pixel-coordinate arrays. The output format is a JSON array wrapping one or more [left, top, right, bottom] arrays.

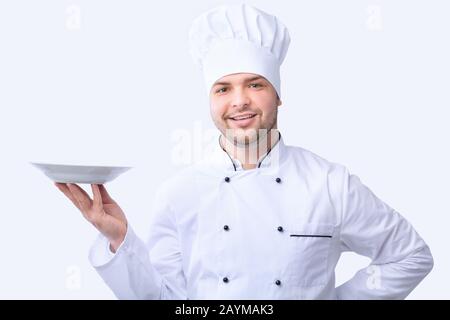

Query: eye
[[215, 87, 227, 93], [249, 83, 263, 88]]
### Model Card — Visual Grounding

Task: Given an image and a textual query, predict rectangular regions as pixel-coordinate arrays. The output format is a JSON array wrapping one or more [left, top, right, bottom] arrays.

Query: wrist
[[109, 228, 126, 253]]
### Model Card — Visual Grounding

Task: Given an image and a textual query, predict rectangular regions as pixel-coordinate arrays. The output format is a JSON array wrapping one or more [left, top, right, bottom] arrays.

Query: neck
[[220, 129, 280, 170]]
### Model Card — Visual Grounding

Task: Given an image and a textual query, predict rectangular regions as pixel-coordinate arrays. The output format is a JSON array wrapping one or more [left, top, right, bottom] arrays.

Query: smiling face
[[209, 73, 282, 146]]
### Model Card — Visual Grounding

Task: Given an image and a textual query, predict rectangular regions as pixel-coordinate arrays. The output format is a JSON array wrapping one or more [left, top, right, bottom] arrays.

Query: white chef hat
[[188, 3, 290, 98]]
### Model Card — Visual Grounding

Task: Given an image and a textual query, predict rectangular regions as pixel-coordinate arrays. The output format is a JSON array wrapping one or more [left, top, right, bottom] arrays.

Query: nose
[[231, 88, 251, 109]]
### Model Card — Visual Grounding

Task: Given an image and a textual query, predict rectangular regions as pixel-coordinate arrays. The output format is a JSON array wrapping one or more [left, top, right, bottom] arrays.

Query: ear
[[275, 93, 282, 107], [277, 98, 282, 107]]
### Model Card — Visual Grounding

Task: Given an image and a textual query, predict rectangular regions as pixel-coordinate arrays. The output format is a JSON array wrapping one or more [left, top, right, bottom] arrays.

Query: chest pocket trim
[[289, 234, 332, 238]]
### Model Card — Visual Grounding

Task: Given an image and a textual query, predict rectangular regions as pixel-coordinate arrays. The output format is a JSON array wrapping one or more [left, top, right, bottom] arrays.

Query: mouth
[[227, 113, 257, 128], [229, 114, 257, 121]]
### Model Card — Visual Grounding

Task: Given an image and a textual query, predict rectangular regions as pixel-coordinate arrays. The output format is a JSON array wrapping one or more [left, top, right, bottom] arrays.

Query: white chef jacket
[[88, 133, 433, 299]]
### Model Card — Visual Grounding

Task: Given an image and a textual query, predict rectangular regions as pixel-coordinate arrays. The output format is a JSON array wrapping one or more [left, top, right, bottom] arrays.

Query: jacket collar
[[217, 131, 286, 171]]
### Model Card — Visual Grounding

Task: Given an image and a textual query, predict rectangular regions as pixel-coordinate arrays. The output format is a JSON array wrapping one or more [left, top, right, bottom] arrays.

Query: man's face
[[209, 73, 282, 145]]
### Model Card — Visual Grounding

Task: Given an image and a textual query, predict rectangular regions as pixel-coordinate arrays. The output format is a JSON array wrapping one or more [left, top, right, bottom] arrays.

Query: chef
[[55, 3, 433, 299]]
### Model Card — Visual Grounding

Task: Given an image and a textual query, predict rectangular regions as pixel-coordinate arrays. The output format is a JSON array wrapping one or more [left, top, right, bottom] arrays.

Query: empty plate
[[31, 162, 132, 184]]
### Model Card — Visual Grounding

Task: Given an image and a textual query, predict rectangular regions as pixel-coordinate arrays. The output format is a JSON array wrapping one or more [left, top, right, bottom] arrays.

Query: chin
[[233, 132, 259, 146], [222, 125, 263, 144]]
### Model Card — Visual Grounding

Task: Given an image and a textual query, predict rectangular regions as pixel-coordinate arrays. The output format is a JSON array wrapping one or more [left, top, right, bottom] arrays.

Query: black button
[[275, 279, 281, 286], [277, 226, 283, 232], [224, 177, 230, 183], [223, 225, 230, 231], [223, 277, 229, 283], [275, 177, 282, 183]]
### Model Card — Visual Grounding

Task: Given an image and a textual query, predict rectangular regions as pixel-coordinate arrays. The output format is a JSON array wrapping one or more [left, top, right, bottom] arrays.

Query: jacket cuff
[[88, 224, 136, 268]]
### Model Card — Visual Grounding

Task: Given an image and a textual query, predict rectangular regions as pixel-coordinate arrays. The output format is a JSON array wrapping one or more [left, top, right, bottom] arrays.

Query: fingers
[[55, 182, 82, 211], [55, 182, 106, 224], [67, 183, 92, 212], [91, 184, 103, 209]]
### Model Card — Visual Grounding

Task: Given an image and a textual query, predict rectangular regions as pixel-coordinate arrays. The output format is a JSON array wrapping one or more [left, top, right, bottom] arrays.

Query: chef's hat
[[188, 3, 290, 98]]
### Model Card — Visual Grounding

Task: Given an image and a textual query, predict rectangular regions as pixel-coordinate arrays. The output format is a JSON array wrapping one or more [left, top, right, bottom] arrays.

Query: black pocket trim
[[290, 234, 332, 238]]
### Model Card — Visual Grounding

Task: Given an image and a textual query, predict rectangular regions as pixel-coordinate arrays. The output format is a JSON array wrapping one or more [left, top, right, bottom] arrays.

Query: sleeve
[[88, 184, 187, 300], [335, 168, 434, 299]]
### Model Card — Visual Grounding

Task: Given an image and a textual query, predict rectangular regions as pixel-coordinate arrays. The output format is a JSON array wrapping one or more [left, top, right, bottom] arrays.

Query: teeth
[[232, 115, 255, 120]]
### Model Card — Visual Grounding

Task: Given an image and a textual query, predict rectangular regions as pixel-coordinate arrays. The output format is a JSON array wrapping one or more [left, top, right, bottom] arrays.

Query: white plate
[[31, 162, 132, 184]]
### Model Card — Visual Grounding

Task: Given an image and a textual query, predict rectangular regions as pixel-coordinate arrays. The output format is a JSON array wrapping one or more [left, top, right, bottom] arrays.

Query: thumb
[[98, 184, 116, 204]]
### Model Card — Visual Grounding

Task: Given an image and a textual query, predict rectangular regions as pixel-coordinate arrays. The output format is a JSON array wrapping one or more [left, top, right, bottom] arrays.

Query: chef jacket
[[88, 133, 433, 299]]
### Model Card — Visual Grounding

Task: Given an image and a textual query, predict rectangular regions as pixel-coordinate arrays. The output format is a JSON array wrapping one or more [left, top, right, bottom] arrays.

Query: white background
[[0, 0, 448, 299]]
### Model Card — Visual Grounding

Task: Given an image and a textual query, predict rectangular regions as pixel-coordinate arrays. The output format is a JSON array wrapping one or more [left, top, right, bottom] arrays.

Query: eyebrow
[[212, 76, 265, 87]]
